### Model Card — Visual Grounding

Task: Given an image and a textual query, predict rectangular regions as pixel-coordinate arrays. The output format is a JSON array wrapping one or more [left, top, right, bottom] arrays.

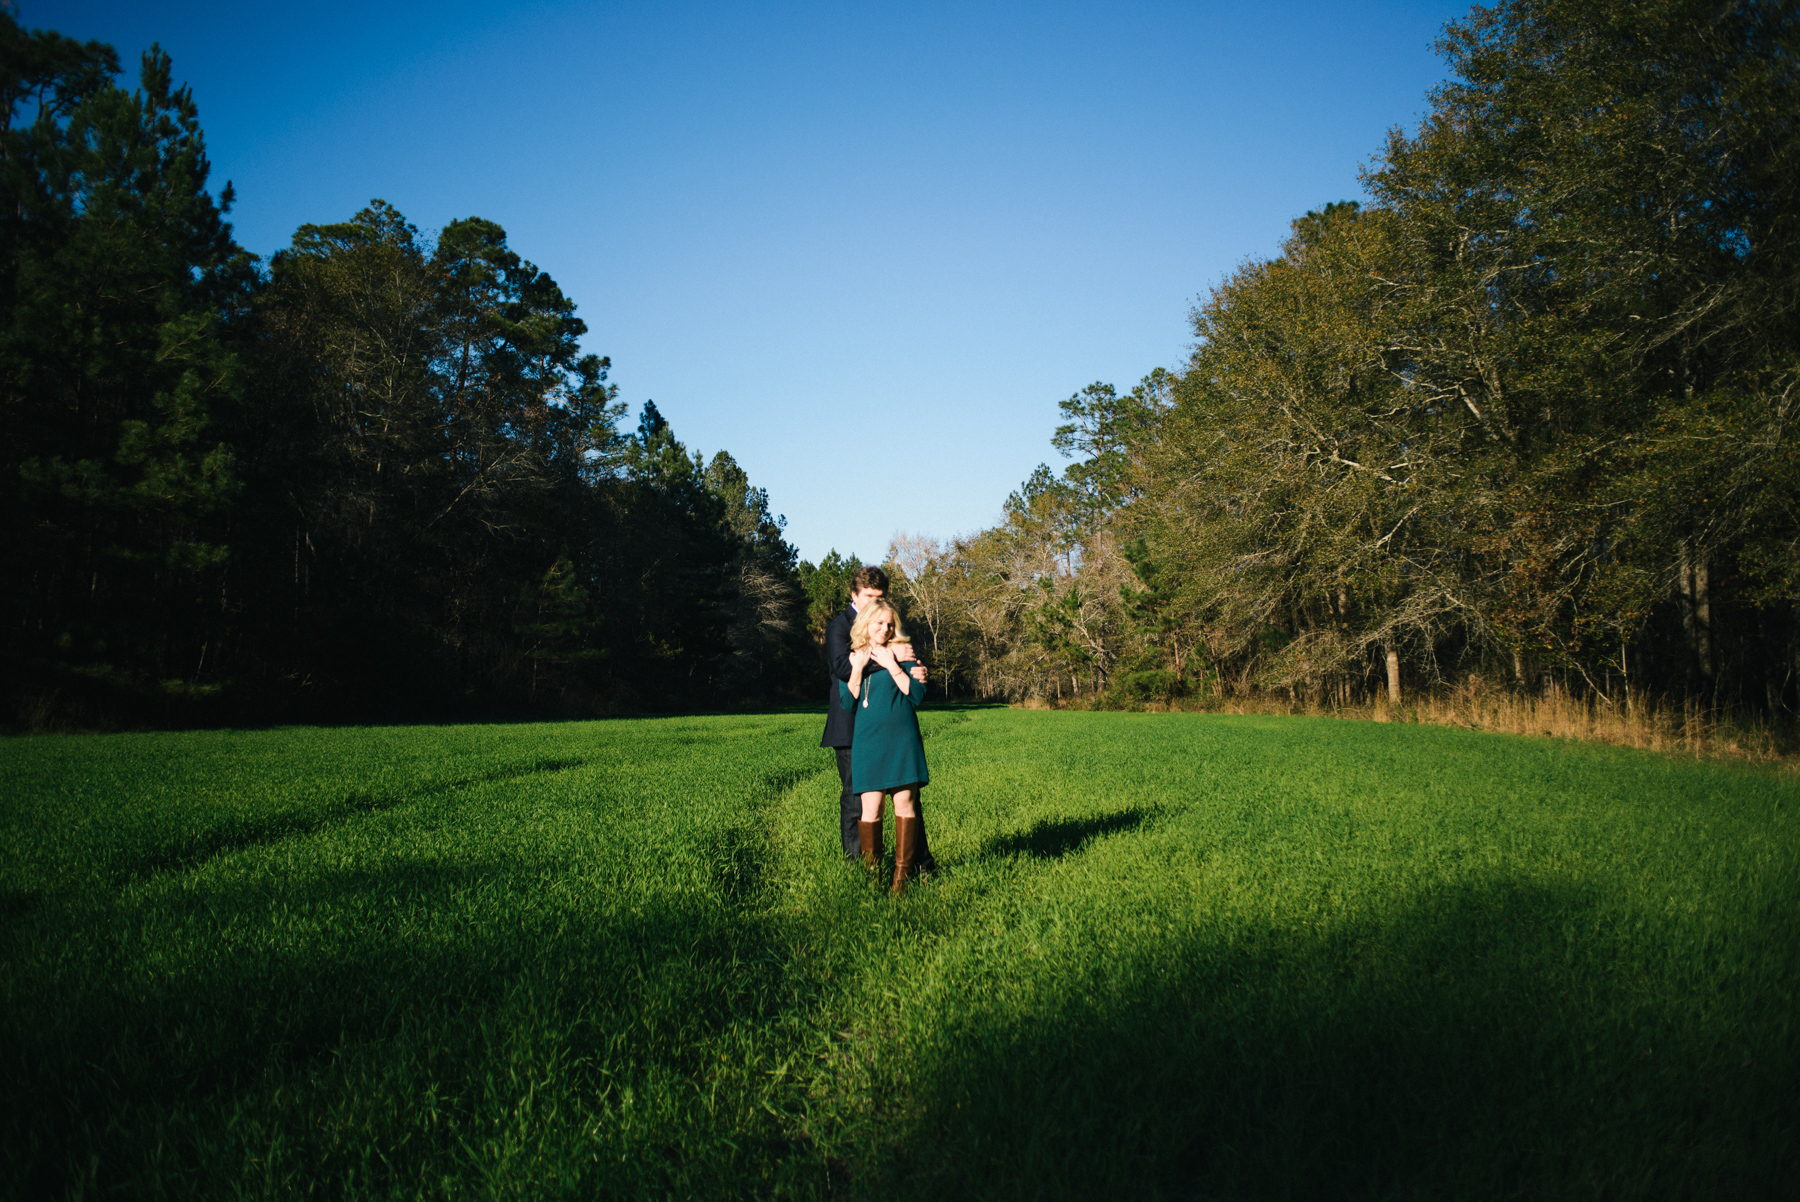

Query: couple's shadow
[[976, 807, 1155, 861]]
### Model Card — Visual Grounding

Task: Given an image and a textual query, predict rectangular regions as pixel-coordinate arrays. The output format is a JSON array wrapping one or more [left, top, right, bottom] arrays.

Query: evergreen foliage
[[3, 20, 254, 715], [1, 14, 814, 724], [797, 550, 863, 643]]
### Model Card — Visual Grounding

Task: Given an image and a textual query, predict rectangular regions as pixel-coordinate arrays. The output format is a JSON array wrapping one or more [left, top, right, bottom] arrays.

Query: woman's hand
[[847, 647, 873, 699], [869, 644, 898, 670]]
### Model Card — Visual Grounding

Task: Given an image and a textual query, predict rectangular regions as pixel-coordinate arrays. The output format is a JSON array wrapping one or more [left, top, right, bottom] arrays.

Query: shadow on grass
[[980, 808, 1155, 861], [756, 761, 830, 801], [874, 876, 1799, 1199], [435, 755, 587, 791], [0, 837, 809, 1199], [0, 885, 37, 923]]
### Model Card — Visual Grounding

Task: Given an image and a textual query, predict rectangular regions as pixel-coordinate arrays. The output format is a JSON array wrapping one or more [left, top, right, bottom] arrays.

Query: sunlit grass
[[4, 709, 1795, 1197], [793, 713, 1799, 1197]]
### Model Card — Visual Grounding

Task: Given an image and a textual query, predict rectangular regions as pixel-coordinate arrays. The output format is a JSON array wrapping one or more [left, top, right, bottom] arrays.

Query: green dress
[[840, 658, 929, 793]]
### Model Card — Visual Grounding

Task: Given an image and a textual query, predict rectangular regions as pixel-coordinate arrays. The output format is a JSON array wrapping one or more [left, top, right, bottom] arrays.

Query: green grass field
[[3, 709, 1796, 1199]]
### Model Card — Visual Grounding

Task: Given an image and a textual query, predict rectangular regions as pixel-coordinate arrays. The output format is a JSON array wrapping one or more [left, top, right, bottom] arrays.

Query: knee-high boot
[[858, 820, 882, 873], [891, 816, 919, 894]]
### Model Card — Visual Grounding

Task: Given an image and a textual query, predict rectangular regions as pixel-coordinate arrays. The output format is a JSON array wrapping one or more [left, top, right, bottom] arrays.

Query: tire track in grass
[[658, 718, 994, 1185], [3, 750, 600, 915], [734, 706, 1000, 1183], [113, 758, 594, 889], [706, 761, 838, 907], [602, 741, 862, 1191]]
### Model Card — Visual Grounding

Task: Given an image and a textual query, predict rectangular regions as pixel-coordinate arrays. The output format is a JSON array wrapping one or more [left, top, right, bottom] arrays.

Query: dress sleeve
[[898, 660, 926, 709], [839, 678, 857, 710]]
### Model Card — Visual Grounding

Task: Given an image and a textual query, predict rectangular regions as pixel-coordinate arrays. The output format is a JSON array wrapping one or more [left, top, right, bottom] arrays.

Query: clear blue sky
[[33, 0, 1468, 565]]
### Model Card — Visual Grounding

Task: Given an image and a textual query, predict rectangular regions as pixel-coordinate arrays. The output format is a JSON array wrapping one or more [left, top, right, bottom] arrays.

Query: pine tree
[[2, 15, 253, 717]]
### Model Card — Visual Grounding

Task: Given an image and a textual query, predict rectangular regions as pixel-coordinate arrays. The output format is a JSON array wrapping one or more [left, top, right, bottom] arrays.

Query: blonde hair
[[849, 600, 909, 651]]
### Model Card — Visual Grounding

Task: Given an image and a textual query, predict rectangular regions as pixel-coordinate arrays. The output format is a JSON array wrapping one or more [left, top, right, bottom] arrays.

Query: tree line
[[2, 14, 840, 726], [13, 0, 1798, 727], [884, 0, 1800, 714]]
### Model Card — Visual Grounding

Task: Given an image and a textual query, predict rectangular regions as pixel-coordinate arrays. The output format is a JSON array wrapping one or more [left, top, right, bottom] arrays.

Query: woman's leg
[[891, 788, 916, 819], [860, 791, 886, 823], [858, 790, 885, 872]]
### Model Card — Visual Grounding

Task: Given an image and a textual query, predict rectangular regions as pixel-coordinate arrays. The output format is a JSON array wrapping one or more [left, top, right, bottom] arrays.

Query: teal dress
[[840, 659, 929, 793]]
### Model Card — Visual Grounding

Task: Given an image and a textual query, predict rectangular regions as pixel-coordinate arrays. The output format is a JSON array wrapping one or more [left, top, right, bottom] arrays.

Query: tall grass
[[1383, 680, 1794, 760], [4, 708, 1796, 1197], [1092, 679, 1798, 766]]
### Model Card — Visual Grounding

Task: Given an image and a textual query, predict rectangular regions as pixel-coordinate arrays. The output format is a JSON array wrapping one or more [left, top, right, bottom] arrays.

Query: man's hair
[[851, 564, 889, 594]]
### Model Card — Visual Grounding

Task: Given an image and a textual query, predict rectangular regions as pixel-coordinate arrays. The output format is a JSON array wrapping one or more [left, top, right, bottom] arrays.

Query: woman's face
[[867, 613, 893, 646]]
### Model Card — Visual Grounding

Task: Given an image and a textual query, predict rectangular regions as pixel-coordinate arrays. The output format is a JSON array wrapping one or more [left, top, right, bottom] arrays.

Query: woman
[[841, 600, 929, 893]]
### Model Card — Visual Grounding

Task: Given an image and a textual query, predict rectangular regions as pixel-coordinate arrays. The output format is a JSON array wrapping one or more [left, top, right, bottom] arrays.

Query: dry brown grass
[[1028, 679, 1799, 769]]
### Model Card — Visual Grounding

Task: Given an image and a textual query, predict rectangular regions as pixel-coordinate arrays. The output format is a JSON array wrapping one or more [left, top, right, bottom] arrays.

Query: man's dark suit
[[819, 603, 934, 868]]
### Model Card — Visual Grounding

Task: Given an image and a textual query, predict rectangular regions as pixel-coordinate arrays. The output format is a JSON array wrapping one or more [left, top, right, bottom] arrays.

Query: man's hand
[[888, 641, 928, 683]]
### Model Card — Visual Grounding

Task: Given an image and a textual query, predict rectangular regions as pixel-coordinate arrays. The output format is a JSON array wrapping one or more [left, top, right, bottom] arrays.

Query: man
[[820, 565, 935, 871]]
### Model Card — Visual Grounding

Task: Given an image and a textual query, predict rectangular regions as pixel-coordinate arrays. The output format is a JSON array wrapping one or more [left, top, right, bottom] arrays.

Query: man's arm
[[825, 612, 854, 683], [891, 641, 928, 684]]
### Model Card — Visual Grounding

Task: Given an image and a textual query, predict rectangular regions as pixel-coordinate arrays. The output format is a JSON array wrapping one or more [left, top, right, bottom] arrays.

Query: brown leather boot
[[858, 820, 882, 873], [891, 815, 919, 894]]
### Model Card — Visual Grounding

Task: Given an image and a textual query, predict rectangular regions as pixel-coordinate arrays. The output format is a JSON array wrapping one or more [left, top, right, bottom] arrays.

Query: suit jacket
[[819, 603, 859, 748]]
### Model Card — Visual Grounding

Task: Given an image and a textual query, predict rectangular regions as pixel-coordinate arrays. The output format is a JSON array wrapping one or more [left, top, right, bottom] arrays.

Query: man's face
[[851, 586, 884, 611]]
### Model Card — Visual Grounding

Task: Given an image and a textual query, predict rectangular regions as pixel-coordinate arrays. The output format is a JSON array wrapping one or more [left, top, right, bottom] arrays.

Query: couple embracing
[[819, 565, 935, 892]]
